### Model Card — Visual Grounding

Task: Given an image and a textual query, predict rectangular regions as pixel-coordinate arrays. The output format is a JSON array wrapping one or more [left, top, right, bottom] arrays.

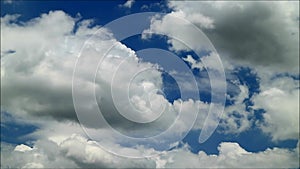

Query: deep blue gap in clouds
[[234, 67, 260, 97], [0, 0, 170, 25], [183, 129, 298, 155], [1, 112, 38, 146]]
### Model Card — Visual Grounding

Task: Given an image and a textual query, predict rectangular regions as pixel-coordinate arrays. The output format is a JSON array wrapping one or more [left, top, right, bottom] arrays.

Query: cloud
[[1, 10, 212, 155], [162, 141, 299, 168], [252, 75, 299, 141], [120, 0, 135, 8], [168, 1, 299, 72], [182, 55, 204, 70], [1, 5, 299, 168], [1, 141, 78, 168], [14, 144, 33, 152], [1, 11, 80, 121], [145, 1, 299, 142], [219, 84, 253, 134], [142, 11, 214, 52], [1, 10, 166, 126], [1, 130, 299, 168]]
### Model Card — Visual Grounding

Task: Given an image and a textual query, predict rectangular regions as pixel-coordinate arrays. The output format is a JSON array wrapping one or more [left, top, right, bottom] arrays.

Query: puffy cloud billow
[[168, 1, 299, 72], [1, 129, 299, 168]]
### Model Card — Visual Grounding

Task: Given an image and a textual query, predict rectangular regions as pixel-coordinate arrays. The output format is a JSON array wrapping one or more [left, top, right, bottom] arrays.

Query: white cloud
[[162, 141, 299, 168], [1, 131, 298, 168], [0, 10, 210, 157], [142, 11, 214, 52], [1, 11, 81, 122], [14, 144, 33, 152], [120, 0, 135, 8], [252, 75, 299, 141], [183, 55, 204, 70]]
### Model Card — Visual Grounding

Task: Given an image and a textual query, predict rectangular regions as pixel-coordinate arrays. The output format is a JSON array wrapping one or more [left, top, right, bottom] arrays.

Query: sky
[[0, 0, 299, 168]]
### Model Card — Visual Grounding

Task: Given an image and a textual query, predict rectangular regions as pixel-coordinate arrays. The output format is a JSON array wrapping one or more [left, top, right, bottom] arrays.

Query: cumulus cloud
[[1, 10, 213, 157], [252, 75, 299, 141], [1, 10, 161, 124], [168, 1, 299, 72], [142, 11, 214, 52], [1, 11, 81, 121], [144, 1, 299, 142], [163, 141, 299, 168], [1, 129, 299, 168], [1, 2, 299, 168]]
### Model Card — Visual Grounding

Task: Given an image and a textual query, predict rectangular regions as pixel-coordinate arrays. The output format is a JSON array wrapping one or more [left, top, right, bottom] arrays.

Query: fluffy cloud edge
[[1, 131, 299, 168]]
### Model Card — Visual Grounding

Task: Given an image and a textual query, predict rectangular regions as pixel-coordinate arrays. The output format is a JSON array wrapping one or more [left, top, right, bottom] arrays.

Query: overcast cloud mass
[[1, 1, 299, 168]]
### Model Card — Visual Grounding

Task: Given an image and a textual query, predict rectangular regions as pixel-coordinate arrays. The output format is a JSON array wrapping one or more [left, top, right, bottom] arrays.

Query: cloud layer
[[1, 1, 299, 168], [2, 127, 299, 168]]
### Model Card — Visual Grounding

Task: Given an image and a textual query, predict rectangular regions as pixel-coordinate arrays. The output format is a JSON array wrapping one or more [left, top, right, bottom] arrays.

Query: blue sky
[[1, 0, 169, 24], [1, 0, 299, 168]]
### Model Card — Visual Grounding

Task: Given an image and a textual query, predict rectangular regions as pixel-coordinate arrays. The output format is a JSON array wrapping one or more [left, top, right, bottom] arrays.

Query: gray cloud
[[169, 1, 299, 71]]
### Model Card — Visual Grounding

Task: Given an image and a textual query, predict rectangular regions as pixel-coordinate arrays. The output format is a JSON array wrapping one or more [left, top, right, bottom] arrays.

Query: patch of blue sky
[[121, 34, 170, 51], [0, 1, 169, 26], [225, 67, 260, 109], [183, 128, 298, 155], [161, 73, 181, 103], [1, 112, 38, 146], [0, 1, 120, 23], [232, 67, 263, 121], [233, 67, 260, 96], [121, 34, 213, 103]]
